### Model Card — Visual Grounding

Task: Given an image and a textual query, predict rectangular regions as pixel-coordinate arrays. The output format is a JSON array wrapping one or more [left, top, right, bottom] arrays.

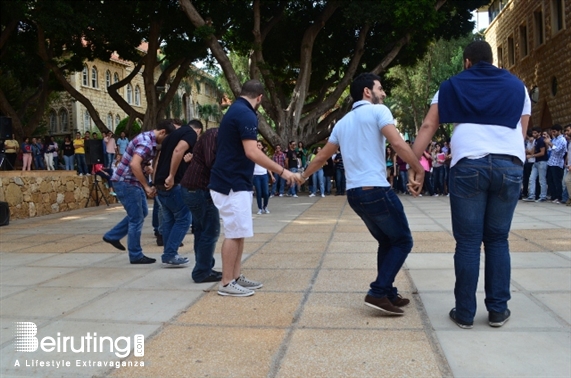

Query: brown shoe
[[390, 294, 410, 307], [364, 295, 404, 315]]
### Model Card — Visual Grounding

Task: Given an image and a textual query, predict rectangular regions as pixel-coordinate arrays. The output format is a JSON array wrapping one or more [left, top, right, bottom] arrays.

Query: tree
[[197, 103, 220, 129], [180, 0, 488, 147]]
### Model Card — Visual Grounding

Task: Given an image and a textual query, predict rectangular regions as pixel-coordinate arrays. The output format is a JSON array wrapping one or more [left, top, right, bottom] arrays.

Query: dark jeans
[[182, 188, 220, 282], [398, 169, 408, 193], [253, 174, 270, 210], [433, 166, 445, 195], [423, 171, 434, 195], [34, 154, 45, 169], [157, 185, 191, 262], [522, 161, 534, 198], [449, 155, 522, 323], [347, 186, 412, 300], [76, 153, 88, 175], [335, 168, 346, 194], [547, 165, 564, 201], [272, 172, 285, 195]]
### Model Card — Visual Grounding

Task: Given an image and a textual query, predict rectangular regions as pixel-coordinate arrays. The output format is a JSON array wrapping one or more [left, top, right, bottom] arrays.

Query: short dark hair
[[156, 119, 176, 134], [532, 127, 542, 133], [350, 73, 381, 101], [552, 124, 562, 132], [188, 119, 204, 133], [463, 41, 493, 65], [240, 79, 264, 99]]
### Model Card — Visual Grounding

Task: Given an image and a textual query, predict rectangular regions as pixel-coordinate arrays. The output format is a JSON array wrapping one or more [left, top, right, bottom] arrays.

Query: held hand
[[144, 185, 156, 198], [281, 170, 302, 186], [407, 168, 425, 197], [164, 175, 174, 190], [183, 152, 193, 163]]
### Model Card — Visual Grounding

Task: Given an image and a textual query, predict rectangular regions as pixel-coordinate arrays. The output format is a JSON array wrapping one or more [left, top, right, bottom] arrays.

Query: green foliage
[[197, 104, 221, 128], [115, 117, 142, 138]]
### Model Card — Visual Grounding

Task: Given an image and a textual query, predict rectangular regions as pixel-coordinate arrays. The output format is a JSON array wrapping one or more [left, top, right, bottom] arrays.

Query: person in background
[[31, 137, 44, 170], [253, 141, 274, 214], [271, 144, 286, 197], [333, 148, 345, 195], [62, 135, 75, 171], [3, 134, 19, 170], [323, 156, 335, 195], [117, 131, 129, 159], [50, 136, 59, 170], [21, 137, 33, 171], [432, 143, 446, 196], [563, 124, 571, 206], [104, 131, 118, 169], [308, 146, 326, 197], [74, 132, 89, 176], [43, 136, 56, 170], [543, 124, 567, 204]]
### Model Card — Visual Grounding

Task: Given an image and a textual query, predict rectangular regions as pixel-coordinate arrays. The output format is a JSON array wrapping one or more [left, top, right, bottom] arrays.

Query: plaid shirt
[[547, 135, 567, 168], [111, 131, 157, 187], [273, 151, 286, 167]]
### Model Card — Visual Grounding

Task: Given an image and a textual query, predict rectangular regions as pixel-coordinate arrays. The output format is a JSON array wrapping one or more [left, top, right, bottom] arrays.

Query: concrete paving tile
[[409, 224, 451, 232], [313, 269, 412, 294], [532, 292, 571, 324], [0, 253, 57, 266], [237, 268, 315, 292], [281, 224, 336, 233], [509, 239, 551, 252], [321, 252, 376, 270], [533, 238, 571, 251], [333, 224, 368, 233], [39, 268, 149, 288], [411, 231, 455, 242], [512, 268, 571, 291], [330, 232, 374, 243], [273, 232, 331, 243], [0, 242, 46, 252], [556, 251, 571, 259], [297, 292, 423, 329], [15, 242, 83, 253], [404, 253, 454, 270], [0, 286, 28, 299], [257, 241, 327, 254], [412, 240, 456, 253], [26, 253, 118, 267], [277, 329, 442, 378], [327, 241, 377, 253], [176, 292, 302, 327], [110, 326, 286, 378], [124, 267, 215, 291], [510, 252, 571, 268], [408, 269, 486, 292], [0, 317, 50, 345], [0, 287, 108, 317], [1, 320, 158, 378], [0, 266, 79, 286], [511, 229, 570, 240], [436, 331, 571, 377], [419, 292, 562, 330], [246, 251, 321, 269], [66, 289, 200, 323]]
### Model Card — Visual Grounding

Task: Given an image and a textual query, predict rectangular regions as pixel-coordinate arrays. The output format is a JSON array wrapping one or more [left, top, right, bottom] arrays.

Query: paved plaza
[[0, 194, 570, 377]]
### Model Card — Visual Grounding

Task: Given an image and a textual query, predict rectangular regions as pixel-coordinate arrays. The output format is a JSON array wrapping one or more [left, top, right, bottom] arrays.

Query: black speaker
[[0, 117, 12, 139], [85, 139, 105, 165], [0, 201, 9, 226]]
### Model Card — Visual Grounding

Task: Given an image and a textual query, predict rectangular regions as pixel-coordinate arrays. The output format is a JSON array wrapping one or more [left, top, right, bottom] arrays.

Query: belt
[[155, 184, 168, 191], [489, 154, 523, 166]]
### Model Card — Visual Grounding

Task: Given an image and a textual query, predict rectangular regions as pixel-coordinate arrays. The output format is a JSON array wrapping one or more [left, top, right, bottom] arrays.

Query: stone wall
[[0, 172, 117, 220]]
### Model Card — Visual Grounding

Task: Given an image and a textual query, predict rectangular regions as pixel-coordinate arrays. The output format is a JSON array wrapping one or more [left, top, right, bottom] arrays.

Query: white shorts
[[210, 189, 254, 238]]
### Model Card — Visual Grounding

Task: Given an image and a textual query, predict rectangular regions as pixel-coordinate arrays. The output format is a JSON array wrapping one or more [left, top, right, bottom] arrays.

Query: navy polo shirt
[[209, 97, 258, 194]]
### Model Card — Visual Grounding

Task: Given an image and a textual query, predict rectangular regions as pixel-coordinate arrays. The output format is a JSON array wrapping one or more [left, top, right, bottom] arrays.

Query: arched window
[[91, 66, 98, 88], [84, 110, 91, 132], [59, 109, 69, 132], [106, 70, 111, 88], [134, 85, 141, 106], [82, 65, 88, 86], [116, 115, 121, 128], [107, 113, 114, 130], [113, 72, 119, 84], [49, 110, 57, 133], [126, 84, 133, 104]]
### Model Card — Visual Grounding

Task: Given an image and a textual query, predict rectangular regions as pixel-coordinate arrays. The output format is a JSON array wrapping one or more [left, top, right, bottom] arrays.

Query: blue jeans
[[106, 153, 115, 169], [253, 174, 270, 209], [76, 153, 88, 175], [433, 166, 445, 195], [398, 170, 408, 193], [527, 160, 547, 199], [104, 181, 148, 262], [347, 187, 413, 300], [182, 188, 220, 282], [288, 168, 298, 195], [335, 168, 346, 194], [157, 185, 191, 262], [34, 154, 44, 169], [152, 198, 162, 235], [272, 172, 285, 195], [311, 168, 325, 195], [547, 165, 564, 201], [324, 175, 332, 194], [64, 155, 75, 171], [449, 155, 522, 323]]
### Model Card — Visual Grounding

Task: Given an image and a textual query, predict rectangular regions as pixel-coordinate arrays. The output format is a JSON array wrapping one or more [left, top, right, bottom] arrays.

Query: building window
[[84, 110, 91, 132], [135, 85, 141, 106], [551, 0, 565, 34], [519, 24, 528, 58], [59, 109, 69, 132], [126, 84, 133, 104], [91, 66, 98, 88], [497, 46, 503, 68], [49, 110, 57, 133], [116, 115, 121, 128], [507, 36, 515, 66], [82, 65, 88, 86], [114, 72, 120, 84], [106, 70, 111, 88], [534, 9, 544, 46], [107, 113, 113, 130]]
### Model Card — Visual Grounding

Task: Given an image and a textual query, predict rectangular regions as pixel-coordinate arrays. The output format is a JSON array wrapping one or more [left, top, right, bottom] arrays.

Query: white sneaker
[[279, 194, 284, 197], [218, 280, 254, 297], [264, 207, 270, 214], [309, 193, 315, 197], [78, 173, 83, 176], [257, 209, 263, 215], [293, 194, 298, 198], [321, 194, 325, 197], [236, 274, 263, 289]]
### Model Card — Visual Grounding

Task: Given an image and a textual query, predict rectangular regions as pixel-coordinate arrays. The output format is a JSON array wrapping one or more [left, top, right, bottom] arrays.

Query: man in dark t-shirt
[[209, 80, 300, 297], [286, 141, 299, 196], [523, 127, 548, 202], [155, 120, 202, 265]]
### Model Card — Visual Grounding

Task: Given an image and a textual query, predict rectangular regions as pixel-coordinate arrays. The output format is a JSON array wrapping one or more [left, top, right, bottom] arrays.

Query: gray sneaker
[[162, 255, 189, 267], [522, 196, 535, 202], [218, 280, 254, 297], [535, 198, 547, 203], [236, 274, 263, 289]]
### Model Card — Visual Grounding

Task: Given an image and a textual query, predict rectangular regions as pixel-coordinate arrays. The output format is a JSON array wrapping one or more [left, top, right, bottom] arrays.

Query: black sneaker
[[364, 295, 404, 315], [102, 237, 126, 251], [449, 308, 473, 329], [489, 309, 511, 327], [194, 271, 223, 283], [131, 256, 157, 264], [389, 294, 410, 307], [156, 235, 164, 246]]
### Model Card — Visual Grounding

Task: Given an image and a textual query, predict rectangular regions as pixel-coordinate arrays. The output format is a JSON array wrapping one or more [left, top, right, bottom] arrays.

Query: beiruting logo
[[14, 322, 144, 358]]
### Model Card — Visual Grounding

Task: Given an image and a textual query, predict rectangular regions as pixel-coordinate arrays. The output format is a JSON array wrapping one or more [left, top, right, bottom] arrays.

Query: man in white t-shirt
[[301, 73, 424, 316], [413, 41, 531, 329]]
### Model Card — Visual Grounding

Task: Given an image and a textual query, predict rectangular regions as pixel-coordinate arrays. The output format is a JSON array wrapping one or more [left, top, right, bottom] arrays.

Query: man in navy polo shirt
[[209, 80, 300, 297]]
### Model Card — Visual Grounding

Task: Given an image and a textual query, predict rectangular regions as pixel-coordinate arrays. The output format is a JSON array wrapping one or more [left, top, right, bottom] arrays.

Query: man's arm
[[383, 124, 424, 196], [520, 115, 530, 138], [164, 140, 190, 189], [413, 104, 440, 158], [243, 140, 301, 185], [303, 142, 337, 179], [130, 154, 155, 197]]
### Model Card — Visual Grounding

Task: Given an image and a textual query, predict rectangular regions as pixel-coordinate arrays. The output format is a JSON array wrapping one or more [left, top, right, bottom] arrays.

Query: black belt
[[489, 154, 523, 166]]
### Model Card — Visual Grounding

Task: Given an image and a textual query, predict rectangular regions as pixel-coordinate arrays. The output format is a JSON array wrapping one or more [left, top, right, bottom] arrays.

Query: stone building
[[483, 0, 570, 129], [46, 44, 221, 136]]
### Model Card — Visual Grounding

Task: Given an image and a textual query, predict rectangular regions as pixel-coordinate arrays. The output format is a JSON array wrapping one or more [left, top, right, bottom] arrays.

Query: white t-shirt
[[431, 87, 531, 167], [328, 100, 395, 189], [253, 163, 267, 176]]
